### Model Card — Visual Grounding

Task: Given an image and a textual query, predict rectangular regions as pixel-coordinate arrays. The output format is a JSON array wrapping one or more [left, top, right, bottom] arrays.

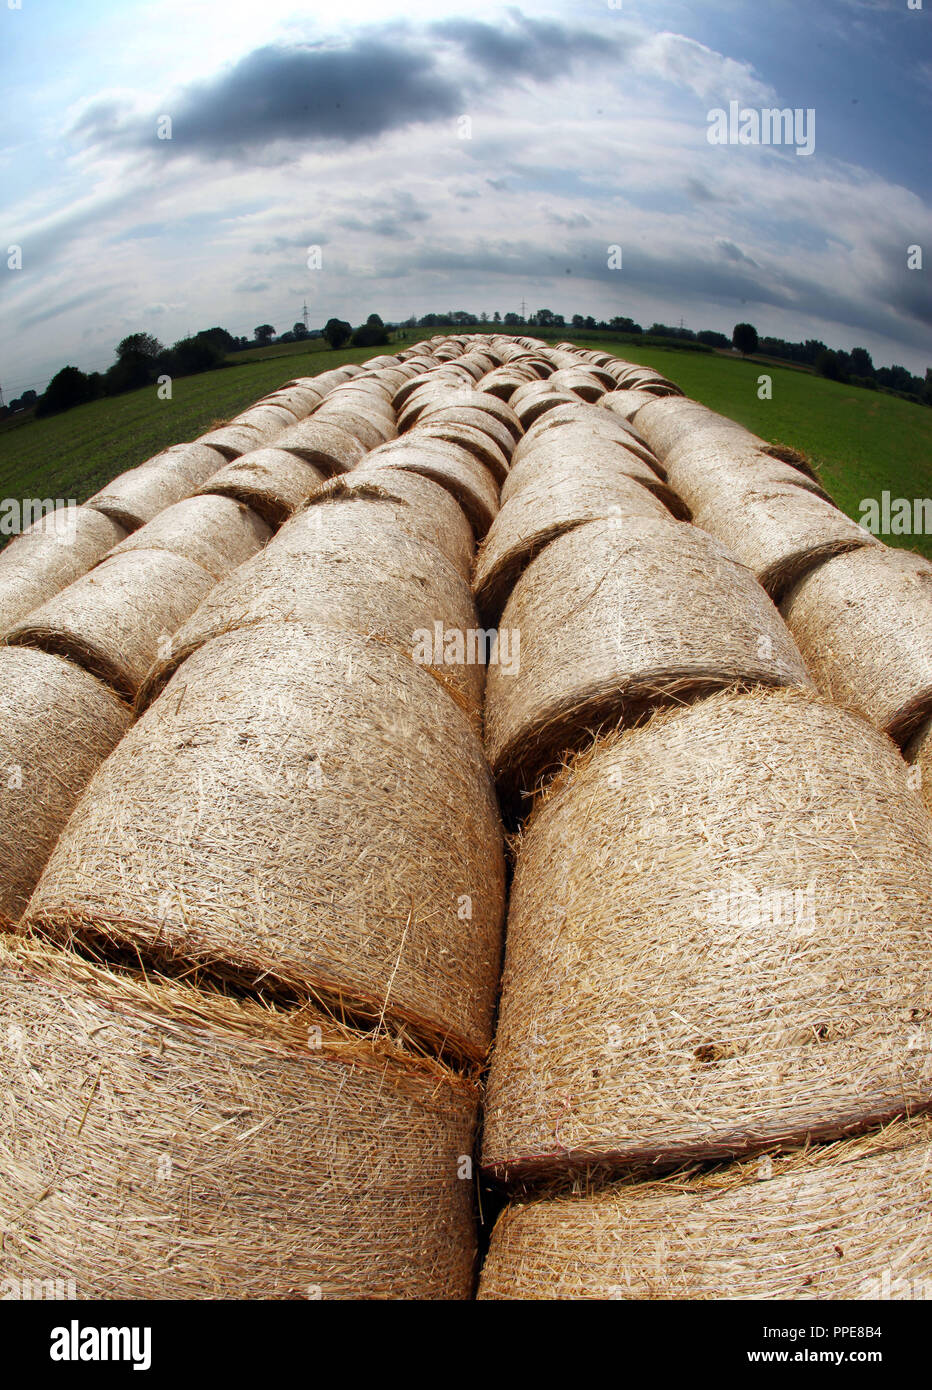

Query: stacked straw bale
[[86, 445, 227, 530], [483, 686, 932, 1182], [0, 935, 478, 1299], [473, 462, 673, 623], [104, 494, 271, 581], [782, 544, 932, 745], [0, 506, 127, 637], [302, 470, 475, 581], [0, 648, 132, 930], [5, 550, 217, 699], [364, 439, 500, 538], [484, 515, 813, 802], [479, 1115, 932, 1300], [195, 448, 327, 526], [138, 505, 485, 714], [26, 622, 506, 1065]]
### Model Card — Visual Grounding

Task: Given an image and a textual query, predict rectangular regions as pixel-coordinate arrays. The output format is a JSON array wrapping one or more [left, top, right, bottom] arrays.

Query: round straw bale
[[666, 443, 830, 514], [782, 545, 932, 744], [257, 386, 322, 419], [301, 468, 474, 581], [476, 366, 538, 400], [307, 405, 392, 451], [412, 405, 517, 463], [0, 649, 131, 930], [365, 440, 499, 538], [0, 935, 478, 1299], [474, 470, 672, 624], [5, 550, 216, 699], [484, 516, 813, 802], [322, 387, 397, 424], [691, 484, 878, 601], [26, 622, 506, 1062], [136, 441, 227, 476], [0, 507, 128, 638], [104, 494, 271, 581], [546, 368, 606, 402], [231, 403, 299, 436], [411, 421, 510, 485], [195, 422, 268, 459], [195, 448, 326, 527], [269, 420, 367, 473], [138, 510, 485, 715], [406, 390, 522, 443], [601, 387, 670, 422], [510, 384, 579, 429], [86, 451, 224, 532], [483, 685, 932, 1180], [479, 1115, 932, 1300], [503, 435, 679, 514], [508, 415, 661, 475]]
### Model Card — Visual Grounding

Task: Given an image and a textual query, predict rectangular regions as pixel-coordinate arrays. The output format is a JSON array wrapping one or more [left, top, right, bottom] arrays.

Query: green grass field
[[2, 334, 930, 557]]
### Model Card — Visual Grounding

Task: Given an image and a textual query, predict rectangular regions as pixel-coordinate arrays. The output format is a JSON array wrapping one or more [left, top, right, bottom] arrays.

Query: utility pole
[[520, 299, 527, 320], [0, 382, 5, 410], [302, 301, 310, 331]]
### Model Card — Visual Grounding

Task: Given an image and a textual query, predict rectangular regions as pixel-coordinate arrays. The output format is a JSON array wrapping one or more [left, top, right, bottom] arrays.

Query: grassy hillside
[[2, 334, 929, 558]]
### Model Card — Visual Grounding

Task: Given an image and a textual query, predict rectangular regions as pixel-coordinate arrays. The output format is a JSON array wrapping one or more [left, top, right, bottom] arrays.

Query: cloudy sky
[[1, 0, 930, 396]]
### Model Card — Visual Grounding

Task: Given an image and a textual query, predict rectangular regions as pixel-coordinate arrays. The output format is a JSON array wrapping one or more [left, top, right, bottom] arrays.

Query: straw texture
[[86, 447, 225, 532], [474, 467, 672, 623], [0, 507, 127, 637], [138, 507, 485, 714], [262, 420, 366, 473], [782, 544, 932, 744], [411, 420, 510, 485], [196, 448, 327, 526], [0, 649, 131, 930], [0, 935, 478, 1299], [483, 686, 932, 1180], [503, 435, 681, 514], [479, 1115, 932, 1300], [302, 470, 474, 582], [27, 622, 506, 1063], [666, 444, 830, 515], [692, 484, 878, 600], [485, 516, 813, 802], [5, 549, 216, 699], [105, 494, 271, 580], [364, 440, 499, 538], [195, 422, 268, 459]]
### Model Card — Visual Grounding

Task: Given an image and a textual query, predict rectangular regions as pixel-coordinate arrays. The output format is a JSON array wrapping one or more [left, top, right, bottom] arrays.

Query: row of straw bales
[[630, 391, 932, 813], [460, 343, 932, 1299], [2, 336, 531, 1297], [0, 353, 406, 935]]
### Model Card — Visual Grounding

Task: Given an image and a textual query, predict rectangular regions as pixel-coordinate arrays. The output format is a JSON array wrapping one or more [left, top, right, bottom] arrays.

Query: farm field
[[1, 334, 930, 558]]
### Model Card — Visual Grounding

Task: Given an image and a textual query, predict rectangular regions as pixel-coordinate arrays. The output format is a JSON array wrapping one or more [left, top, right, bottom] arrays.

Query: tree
[[293, 321, 309, 340], [351, 317, 389, 348], [254, 324, 276, 345], [365, 313, 385, 330], [732, 323, 759, 356], [36, 366, 95, 417], [816, 348, 845, 381], [116, 332, 164, 362], [850, 347, 874, 378], [168, 335, 225, 375], [323, 318, 352, 349], [492, 311, 501, 323], [697, 330, 730, 348]]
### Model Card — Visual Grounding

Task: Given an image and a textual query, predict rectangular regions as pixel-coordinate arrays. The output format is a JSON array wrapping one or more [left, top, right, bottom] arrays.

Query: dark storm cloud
[[429, 13, 626, 79], [71, 15, 628, 159]]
